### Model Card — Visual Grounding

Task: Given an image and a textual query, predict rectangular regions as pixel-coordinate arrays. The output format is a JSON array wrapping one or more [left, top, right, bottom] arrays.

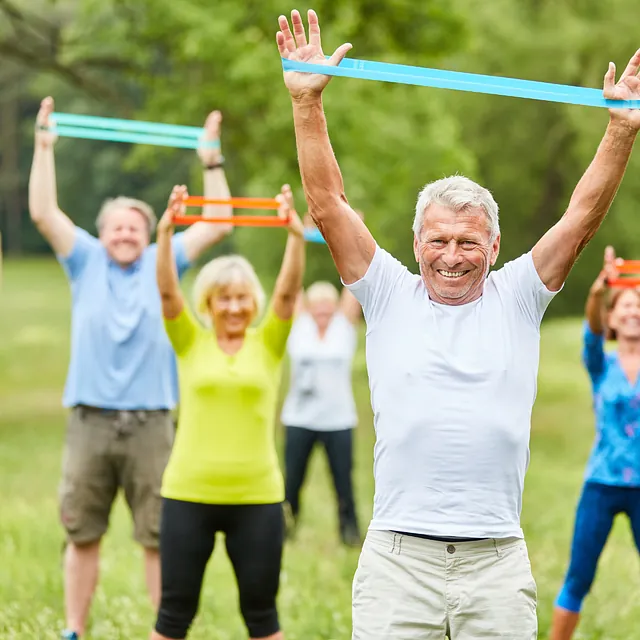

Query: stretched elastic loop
[[614, 260, 640, 273], [282, 58, 640, 109], [51, 112, 209, 139], [51, 125, 218, 149], [607, 278, 640, 288], [173, 215, 288, 227], [184, 197, 280, 210]]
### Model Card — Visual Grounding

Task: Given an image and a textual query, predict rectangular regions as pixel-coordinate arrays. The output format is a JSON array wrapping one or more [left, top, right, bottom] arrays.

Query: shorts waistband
[[367, 529, 524, 558], [75, 404, 170, 416]]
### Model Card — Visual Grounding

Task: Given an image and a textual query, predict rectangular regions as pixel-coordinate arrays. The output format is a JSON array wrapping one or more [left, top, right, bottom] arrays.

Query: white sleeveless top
[[281, 312, 358, 430]]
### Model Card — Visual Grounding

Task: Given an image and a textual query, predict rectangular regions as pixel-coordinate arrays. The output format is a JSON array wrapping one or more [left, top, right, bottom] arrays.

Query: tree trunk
[[0, 79, 23, 254]]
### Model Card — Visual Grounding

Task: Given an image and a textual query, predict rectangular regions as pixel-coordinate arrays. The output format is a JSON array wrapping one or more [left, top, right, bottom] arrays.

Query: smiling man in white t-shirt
[[276, 9, 640, 640]]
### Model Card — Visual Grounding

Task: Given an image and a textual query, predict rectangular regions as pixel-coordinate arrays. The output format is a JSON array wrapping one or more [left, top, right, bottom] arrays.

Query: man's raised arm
[[278, 9, 376, 284], [532, 50, 640, 291]]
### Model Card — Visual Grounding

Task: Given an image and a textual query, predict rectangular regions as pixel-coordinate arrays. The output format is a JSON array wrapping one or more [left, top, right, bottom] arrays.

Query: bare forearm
[[29, 145, 60, 221], [273, 233, 306, 320], [291, 95, 375, 283], [156, 231, 183, 317], [533, 121, 637, 289], [182, 167, 232, 261], [202, 167, 232, 218], [565, 121, 637, 249], [292, 96, 349, 221], [585, 288, 606, 334]]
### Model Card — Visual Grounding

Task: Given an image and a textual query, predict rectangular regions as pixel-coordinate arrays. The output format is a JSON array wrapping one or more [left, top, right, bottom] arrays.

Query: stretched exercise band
[[173, 215, 289, 227], [607, 278, 640, 288], [49, 112, 219, 149], [50, 125, 215, 149], [184, 197, 280, 210], [51, 113, 207, 138], [614, 259, 640, 273], [282, 58, 640, 109]]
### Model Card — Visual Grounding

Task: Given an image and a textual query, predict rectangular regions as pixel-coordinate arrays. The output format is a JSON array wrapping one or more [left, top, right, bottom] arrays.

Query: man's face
[[413, 203, 500, 305], [99, 208, 150, 266]]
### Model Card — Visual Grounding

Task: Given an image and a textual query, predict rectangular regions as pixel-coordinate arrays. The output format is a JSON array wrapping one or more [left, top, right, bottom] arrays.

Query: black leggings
[[154, 499, 284, 639], [284, 426, 359, 537]]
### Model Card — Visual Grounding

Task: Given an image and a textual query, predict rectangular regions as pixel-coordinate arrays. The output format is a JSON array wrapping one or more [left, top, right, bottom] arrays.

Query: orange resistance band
[[174, 196, 288, 227], [183, 197, 280, 210], [614, 259, 640, 274], [607, 278, 640, 288], [173, 214, 289, 227]]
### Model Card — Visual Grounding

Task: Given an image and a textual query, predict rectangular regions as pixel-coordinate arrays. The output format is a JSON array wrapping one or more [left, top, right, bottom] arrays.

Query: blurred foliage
[[2, 0, 640, 314]]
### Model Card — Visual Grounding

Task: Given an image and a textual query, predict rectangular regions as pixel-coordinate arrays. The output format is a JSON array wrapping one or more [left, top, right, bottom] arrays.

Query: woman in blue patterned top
[[550, 247, 640, 640]]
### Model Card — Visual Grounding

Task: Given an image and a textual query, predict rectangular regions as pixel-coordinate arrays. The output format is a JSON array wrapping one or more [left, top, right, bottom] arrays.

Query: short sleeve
[[171, 232, 192, 279], [58, 227, 100, 281], [343, 245, 415, 328], [582, 321, 606, 386], [259, 305, 293, 360], [163, 305, 200, 356], [491, 252, 561, 327]]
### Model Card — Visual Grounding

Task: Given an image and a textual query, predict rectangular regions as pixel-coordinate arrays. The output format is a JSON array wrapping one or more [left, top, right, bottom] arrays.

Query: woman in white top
[[281, 279, 362, 546]]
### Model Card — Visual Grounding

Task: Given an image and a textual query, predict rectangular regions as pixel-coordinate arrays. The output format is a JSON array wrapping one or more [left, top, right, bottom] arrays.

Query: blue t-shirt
[[583, 322, 640, 486], [58, 227, 191, 410]]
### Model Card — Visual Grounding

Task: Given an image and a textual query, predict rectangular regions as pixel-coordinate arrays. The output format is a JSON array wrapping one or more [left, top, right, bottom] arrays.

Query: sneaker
[[61, 630, 80, 640]]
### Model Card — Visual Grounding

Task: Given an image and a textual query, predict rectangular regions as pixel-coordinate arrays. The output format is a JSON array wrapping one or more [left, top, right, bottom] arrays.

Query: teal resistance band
[[282, 58, 640, 109], [304, 228, 326, 244], [50, 113, 220, 149]]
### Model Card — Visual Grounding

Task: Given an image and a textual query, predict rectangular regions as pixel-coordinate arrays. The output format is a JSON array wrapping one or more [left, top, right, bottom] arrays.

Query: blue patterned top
[[583, 322, 640, 486]]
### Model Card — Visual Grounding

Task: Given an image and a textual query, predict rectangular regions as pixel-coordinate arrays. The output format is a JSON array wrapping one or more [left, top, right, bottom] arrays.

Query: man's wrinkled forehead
[[419, 204, 491, 240]]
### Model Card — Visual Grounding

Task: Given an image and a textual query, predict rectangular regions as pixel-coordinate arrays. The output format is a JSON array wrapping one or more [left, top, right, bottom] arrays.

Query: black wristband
[[203, 158, 225, 170]]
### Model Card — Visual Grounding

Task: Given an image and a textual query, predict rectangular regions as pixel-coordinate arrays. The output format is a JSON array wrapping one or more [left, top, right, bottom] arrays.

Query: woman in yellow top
[[150, 184, 305, 640]]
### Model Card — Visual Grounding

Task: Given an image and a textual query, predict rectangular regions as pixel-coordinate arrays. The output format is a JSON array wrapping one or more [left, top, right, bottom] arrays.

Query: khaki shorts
[[352, 530, 537, 639], [59, 406, 174, 548]]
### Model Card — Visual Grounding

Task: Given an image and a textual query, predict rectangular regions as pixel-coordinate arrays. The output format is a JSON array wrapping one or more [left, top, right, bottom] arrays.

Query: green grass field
[[1, 258, 639, 640]]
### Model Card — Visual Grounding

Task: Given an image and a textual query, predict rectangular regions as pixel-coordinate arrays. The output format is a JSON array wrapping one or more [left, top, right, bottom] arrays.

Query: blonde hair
[[96, 197, 157, 234], [306, 281, 339, 305], [192, 255, 265, 326]]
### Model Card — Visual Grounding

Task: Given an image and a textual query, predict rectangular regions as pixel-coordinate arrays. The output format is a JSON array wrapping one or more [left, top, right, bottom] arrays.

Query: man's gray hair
[[95, 196, 157, 234], [412, 176, 500, 241]]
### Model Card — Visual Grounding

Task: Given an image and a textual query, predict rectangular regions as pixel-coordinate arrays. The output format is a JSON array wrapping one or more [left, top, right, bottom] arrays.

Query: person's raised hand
[[277, 184, 304, 238], [604, 49, 640, 131], [277, 9, 352, 101], [158, 185, 188, 236], [197, 110, 223, 166], [592, 245, 618, 294], [35, 97, 58, 149]]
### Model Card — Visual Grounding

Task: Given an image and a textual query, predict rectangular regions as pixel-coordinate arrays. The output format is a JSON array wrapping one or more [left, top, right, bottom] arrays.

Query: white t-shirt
[[281, 312, 358, 430], [346, 246, 559, 538]]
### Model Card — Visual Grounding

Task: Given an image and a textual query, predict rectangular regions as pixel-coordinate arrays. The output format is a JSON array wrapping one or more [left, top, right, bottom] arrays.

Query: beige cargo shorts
[[59, 405, 174, 548], [352, 529, 538, 639]]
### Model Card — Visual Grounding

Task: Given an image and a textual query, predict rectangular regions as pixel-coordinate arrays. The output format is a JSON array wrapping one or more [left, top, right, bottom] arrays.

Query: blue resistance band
[[50, 125, 217, 150], [282, 58, 640, 109], [50, 113, 220, 149], [52, 112, 207, 138], [304, 228, 326, 244]]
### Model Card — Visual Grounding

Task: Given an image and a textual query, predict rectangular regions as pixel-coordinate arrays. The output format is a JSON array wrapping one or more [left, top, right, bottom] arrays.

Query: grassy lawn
[[1, 257, 639, 639]]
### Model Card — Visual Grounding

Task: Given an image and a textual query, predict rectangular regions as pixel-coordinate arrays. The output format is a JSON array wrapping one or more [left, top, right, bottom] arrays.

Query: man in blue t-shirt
[[29, 97, 233, 640]]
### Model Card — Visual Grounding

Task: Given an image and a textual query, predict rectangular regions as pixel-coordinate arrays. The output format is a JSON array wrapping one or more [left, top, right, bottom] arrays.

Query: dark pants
[[284, 426, 359, 540], [155, 499, 284, 639], [556, 481, 640, 613]]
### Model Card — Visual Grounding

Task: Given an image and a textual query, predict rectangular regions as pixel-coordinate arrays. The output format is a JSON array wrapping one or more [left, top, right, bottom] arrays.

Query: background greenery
[[3, 0, 640, 312], [2, 2, 640, 638]]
